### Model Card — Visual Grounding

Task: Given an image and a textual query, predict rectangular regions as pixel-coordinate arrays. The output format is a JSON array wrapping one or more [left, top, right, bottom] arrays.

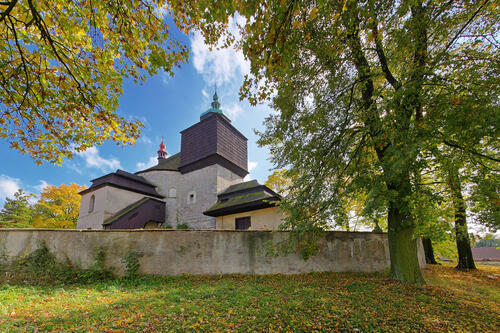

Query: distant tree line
[[0, 183, 85, 229]]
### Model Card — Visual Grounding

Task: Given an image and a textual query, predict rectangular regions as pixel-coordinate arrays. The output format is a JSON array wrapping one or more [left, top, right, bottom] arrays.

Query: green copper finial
[[200, 86, 231, 122], [211, 85, 220, 109]]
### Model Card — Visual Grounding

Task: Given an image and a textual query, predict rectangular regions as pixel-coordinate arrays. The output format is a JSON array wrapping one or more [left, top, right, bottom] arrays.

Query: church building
[[76, 92, 283, 230]]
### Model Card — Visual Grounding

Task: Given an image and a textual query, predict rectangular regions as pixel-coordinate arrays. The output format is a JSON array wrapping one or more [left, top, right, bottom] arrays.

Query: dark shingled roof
[[115, 169, 155, 186], [103, 197, 150, 226], [136, 153, 181, 174], [103, 197, 166, 229], [80, 169, 163, 199], [219, 180, 260, 195], [204, 180, 281, 217]]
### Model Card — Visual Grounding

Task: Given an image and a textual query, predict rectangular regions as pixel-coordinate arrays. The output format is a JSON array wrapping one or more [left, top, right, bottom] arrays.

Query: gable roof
[[103, 197, 165, 229], [103, 197, 151, 226], [79, 169, 164, 199], [219, 180, 260, 195], [204, 180, 281, 217], [136, 153, 181, 174]]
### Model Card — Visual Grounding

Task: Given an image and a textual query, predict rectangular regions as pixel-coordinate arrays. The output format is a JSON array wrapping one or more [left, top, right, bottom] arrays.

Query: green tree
[[189, 0, 499, 284], [0, 1, 197, 164], [0, 189, 35, 228], [475, 235, 500, 248]]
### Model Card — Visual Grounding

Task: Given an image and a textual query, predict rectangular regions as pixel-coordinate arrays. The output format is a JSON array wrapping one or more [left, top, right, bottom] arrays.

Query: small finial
[[157, 137, 167, 161], [211, 86, 220, 110]]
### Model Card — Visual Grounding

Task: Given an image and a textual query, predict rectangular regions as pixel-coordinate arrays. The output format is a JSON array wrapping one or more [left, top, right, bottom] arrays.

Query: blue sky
[[0, 15, 275, 205]]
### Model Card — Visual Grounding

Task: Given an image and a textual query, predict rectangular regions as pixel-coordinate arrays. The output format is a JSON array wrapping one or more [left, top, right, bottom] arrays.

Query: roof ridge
[[136, 152, 181, 174]]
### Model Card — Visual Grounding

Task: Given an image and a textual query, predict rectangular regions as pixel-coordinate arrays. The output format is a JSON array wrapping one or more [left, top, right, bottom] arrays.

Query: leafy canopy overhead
[[0, 0, 203, 164]]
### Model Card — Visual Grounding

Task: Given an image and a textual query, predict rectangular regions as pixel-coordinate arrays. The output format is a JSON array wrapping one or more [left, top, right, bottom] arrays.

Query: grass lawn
[[0, 264, 499, 332]]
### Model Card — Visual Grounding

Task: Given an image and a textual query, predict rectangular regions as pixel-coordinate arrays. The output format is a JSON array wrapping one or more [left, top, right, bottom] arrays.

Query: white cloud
[[136, 156, 158, 171], [201, 89, 209, 98], [160, 71, 171, 85], [34, 180, 49, 192], [76, 147, 121, 172], [223, 103, 244, 120], [138, 135, 153, 145], [244, 161, 258, 181], [190, 13, 250, 86], [248, 161, 258, 172], [0, 174, 21, 202]]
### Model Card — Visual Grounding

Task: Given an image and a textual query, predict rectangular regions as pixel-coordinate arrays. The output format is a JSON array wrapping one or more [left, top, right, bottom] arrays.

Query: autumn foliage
[[0, 183, 85, 229]]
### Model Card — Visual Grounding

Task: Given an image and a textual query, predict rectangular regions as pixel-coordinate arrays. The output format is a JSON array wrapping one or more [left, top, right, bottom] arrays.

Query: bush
[[120, 250, 143, 279], [0, 242, 114, 285], [176, 223, 190, 230], [163, 224, 173, 229]]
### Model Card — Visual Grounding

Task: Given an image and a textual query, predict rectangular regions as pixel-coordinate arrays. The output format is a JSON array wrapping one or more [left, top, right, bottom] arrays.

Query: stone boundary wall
[[0, 230, 426, 276]]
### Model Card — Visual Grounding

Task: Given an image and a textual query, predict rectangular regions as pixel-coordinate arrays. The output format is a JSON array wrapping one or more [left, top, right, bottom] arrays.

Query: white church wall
[[77, 186, 161, 230], [216, 164, 244, 192], [176, 165, 218, 229], [76, 187, 107, 230], [140, 170, 182, 226]]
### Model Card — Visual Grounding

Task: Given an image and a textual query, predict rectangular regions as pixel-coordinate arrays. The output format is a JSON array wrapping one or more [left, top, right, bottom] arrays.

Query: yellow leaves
[[342, 1, 348, 12], [308, 8, 319, 21], [32, 183, 87, 229]]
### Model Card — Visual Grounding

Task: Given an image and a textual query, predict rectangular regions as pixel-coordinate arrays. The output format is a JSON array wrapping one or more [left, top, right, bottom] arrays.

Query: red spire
[[157, 138, 167, 160]]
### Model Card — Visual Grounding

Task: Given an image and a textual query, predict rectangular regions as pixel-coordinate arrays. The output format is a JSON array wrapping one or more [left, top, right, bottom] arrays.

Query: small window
[[235, 217, 251, 230], [187, 191, 196, 204], [88, 195, 95, 213], [169, 188, 176, 198]]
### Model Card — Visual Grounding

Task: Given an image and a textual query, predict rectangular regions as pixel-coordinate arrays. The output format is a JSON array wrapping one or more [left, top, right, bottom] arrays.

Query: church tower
[[168, 91, 248, 228], [179, 91, 248, 177]]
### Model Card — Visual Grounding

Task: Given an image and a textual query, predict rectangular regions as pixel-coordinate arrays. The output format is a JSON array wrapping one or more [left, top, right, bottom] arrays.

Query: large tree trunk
[[447, 168, 476, 270], [422, 238, 439, 265], [387, 200, 426, 285]]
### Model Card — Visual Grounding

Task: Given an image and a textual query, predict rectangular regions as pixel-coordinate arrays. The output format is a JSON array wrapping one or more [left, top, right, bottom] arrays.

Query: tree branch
[[444, 0, 489, 52], [0, 0, 17, 23], [369, 9, 401, 90]]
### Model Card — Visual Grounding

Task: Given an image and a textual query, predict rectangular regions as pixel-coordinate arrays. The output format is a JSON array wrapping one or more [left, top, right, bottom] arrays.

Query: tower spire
[[211, 86, 220, 110], [200, 87, 230, 122], [157, 137, 167, 161]]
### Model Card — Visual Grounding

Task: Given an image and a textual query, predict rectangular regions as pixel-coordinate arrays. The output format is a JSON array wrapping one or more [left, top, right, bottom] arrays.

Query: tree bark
[[447, 168, 476, 270], [422, 238, 439, 265], [387, 197, 426, 285]]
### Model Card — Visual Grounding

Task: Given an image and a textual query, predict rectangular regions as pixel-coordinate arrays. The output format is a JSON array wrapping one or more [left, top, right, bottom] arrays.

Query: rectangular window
[[235, 217, 251, 230]]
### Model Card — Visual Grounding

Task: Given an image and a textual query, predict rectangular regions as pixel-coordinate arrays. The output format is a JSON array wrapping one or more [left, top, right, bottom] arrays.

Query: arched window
[[88, 194, 95, 213], [169, 188, 176, 198]]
